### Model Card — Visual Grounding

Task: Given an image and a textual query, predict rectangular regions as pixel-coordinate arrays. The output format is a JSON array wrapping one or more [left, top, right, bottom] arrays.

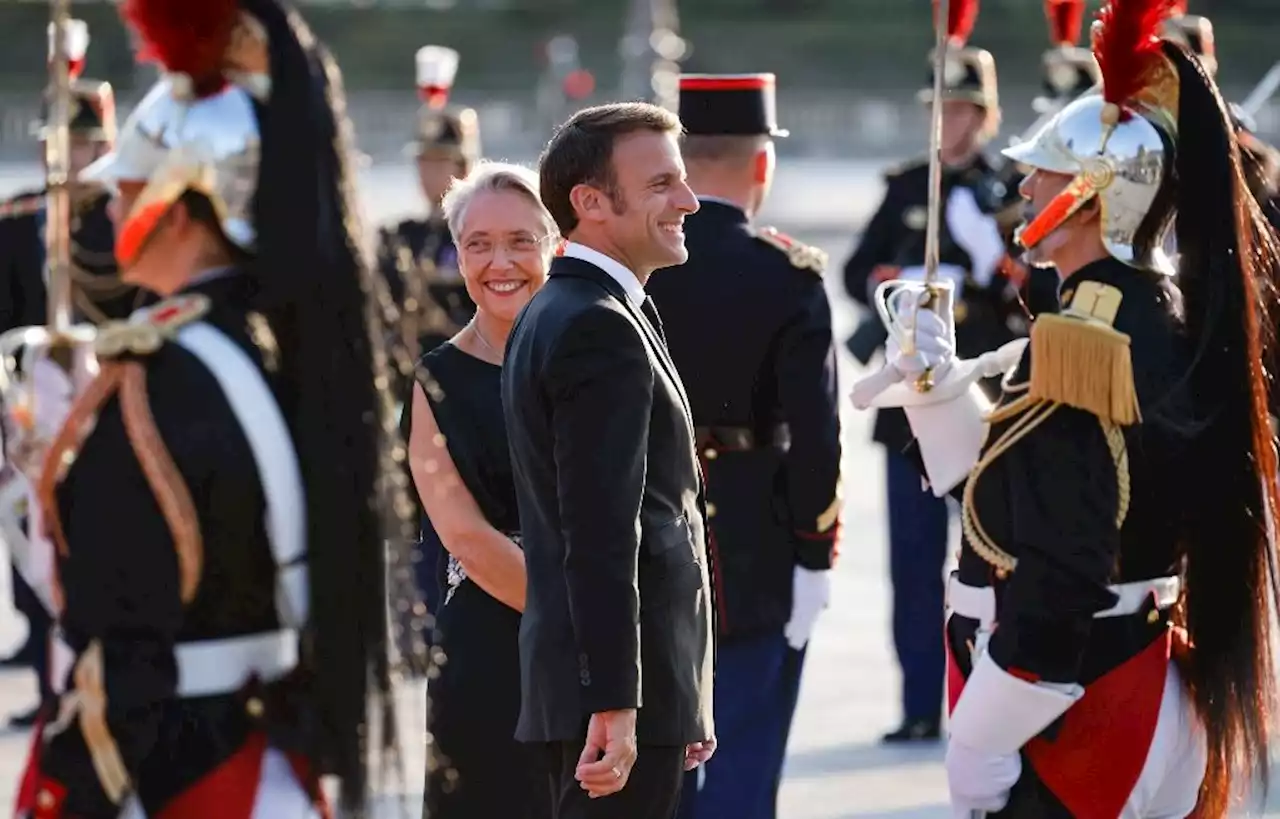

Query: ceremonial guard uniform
[[648, 74, 841, 819], [841, 0, 1051, 742], [375, 45, 480, 363], [0, 32, 141, 730], [854, 0, 1280, 814], [5, 1, 406, 816]]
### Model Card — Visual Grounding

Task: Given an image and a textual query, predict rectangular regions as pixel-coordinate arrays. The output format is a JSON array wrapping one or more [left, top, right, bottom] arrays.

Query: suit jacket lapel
[[550, 257, 696, 432]]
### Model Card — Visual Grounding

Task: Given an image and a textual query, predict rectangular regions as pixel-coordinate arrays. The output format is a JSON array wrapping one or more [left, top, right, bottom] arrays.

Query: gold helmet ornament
[[1004, 0, 1183, 274], [78, 0, 270, 270]]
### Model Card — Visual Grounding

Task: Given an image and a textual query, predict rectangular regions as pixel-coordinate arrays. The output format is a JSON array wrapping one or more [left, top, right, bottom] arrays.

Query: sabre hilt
[[874, 278, 953, 393]]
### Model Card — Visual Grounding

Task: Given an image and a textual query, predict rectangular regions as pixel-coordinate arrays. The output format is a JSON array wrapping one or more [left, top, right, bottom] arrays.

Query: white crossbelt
[[173, 322, 308, 629], [947, 573, 1182, 630], [52, 628, 299, 698]]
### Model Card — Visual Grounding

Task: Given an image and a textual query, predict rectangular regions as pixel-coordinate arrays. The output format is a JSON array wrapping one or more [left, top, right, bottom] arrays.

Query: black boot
[[881, 717, 941, 743]]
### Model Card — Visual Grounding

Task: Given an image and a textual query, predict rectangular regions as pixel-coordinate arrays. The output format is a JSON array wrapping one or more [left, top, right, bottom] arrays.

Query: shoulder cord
[[36, 360, 203, 613], [961, 397, 1131, 577]]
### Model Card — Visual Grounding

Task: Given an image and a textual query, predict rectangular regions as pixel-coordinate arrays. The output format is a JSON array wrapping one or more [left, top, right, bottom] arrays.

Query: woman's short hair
[[441, 161, 559, 244]]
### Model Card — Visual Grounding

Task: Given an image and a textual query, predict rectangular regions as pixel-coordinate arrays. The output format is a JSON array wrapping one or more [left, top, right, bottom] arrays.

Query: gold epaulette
[[0, 195, 43, 220], [95, 294, 211, 358], [752, 226, 827, 275], [1028, 280, 1141, 425]]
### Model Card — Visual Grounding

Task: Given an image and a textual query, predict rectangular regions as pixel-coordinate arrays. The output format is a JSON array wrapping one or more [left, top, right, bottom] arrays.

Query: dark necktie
[[641, 295, 668, 346]]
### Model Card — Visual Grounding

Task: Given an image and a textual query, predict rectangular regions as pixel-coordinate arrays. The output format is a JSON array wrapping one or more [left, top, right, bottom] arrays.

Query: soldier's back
[[648, 200, 826, 427]]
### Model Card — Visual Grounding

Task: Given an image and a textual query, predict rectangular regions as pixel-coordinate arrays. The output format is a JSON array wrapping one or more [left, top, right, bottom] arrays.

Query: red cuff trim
[[796, 529, 839, 542], [1007, 667, 1041, 684]]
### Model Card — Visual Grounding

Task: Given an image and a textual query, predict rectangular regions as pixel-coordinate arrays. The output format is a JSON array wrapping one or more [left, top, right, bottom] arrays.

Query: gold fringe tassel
[[1028, 313, 1141, 426]]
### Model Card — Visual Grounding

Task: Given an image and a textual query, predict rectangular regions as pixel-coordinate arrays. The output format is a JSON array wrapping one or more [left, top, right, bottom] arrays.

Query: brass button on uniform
[[706, 503, 717, 518], [703, 448, 718, 460], [37, 789, 55, 809], [245, 697, 265, 718], [1147, 609, 1160, 624]]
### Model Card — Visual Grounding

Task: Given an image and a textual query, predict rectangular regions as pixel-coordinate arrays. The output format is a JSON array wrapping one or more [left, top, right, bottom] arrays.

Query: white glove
[[783, 566, 831, 650], [849, 307, 955, 409], [945, 738, 1021, 814], [886, 307, 955, 379], [3, 356, 78, 479]]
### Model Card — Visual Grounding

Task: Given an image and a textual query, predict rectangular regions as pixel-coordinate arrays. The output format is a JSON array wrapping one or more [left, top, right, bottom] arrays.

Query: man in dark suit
[[502, 102, 716, 819], [648, 74, 842, 819]]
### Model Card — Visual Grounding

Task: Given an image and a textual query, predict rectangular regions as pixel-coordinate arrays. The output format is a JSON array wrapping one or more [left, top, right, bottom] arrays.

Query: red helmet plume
[[119, 0, 241, 96], [933, 0, 980, 48], [1046, 0, 1086, 47], [1092, 0, 1176, 115]]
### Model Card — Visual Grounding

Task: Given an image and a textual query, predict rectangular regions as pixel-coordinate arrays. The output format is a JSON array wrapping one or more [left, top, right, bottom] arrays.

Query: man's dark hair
[[538, 102, 683, 234]]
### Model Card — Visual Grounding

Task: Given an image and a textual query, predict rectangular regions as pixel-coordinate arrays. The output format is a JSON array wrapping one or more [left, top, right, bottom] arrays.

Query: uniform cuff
[[795, 532, 836, 570], [948, 653, 1082, 754]]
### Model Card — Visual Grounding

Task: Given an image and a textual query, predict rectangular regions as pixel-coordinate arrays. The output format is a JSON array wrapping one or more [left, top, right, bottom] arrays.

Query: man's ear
[[568, 182, 605, 225]]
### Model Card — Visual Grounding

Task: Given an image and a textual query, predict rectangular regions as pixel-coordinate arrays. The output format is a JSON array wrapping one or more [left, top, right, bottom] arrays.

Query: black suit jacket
[[502, 254, 715, 746]]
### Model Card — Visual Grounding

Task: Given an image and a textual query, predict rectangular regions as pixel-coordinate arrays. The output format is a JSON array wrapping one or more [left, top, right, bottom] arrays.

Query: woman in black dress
[[405, 161, 556, 818]]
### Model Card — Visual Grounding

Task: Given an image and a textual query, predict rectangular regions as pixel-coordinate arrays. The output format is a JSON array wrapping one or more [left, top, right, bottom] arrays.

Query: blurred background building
[[0, 0, 1275, 167]]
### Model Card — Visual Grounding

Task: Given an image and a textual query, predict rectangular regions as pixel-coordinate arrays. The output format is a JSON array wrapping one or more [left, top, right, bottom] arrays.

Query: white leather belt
[[52, 629, 299, 699], [946, 574, 1181, 629]]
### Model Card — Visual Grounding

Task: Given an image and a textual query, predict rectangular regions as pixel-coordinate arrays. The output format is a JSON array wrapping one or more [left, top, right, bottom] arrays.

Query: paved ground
[[0, 161, 1276, 817]]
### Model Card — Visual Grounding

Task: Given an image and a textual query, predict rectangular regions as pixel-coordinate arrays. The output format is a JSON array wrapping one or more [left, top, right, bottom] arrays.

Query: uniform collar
[[561, 241, 646, 308], [695, 197, 749, 224]]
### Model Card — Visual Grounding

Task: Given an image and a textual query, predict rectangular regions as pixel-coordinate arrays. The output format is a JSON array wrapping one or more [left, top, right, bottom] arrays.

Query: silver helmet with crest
[[79, 2, 268, 268], [1003, 0, 1182, 274]]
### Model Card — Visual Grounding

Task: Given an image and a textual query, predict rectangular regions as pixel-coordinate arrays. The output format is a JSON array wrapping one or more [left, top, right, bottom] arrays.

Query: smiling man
[[503, 102, 715, 819]]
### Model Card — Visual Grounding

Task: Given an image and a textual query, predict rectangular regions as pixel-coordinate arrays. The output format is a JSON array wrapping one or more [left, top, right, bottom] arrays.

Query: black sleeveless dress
[[411, 343, 549, 819]]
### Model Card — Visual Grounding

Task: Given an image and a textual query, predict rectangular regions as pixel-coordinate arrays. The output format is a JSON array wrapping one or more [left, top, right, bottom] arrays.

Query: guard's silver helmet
[[78, 11, 269, 270], [1002, 15, 1180, 274]]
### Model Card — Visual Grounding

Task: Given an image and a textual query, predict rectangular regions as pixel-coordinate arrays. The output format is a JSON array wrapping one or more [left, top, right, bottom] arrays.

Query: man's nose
[[675, 179, 699, 213], [1017, 172, 1035, 201]]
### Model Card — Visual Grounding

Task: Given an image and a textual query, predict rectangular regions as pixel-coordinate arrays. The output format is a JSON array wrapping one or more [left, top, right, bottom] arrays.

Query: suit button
[[703, 448, 718, 460], [245, 697, 265, 718], [706, 503, 717, 518], [580, 671, 592, 686]]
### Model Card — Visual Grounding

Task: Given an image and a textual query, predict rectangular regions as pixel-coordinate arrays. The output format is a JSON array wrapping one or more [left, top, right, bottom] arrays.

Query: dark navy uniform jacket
[[647, 199, 842, 639], [0, 188, 142, 332], [374, 213, 473, 359]]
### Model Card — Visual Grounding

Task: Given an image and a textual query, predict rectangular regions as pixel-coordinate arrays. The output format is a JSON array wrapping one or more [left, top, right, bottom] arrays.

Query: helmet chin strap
[[1015, 171, 1103, 252]]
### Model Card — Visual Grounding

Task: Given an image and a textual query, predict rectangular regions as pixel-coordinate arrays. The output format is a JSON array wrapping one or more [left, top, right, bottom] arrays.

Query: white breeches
[[116, 748, 321, 819], [1121, 662, 1206, 819]]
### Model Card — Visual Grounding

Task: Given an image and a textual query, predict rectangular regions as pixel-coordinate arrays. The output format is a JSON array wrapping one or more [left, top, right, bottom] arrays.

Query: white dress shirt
[[561, 241, 646, 308]]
